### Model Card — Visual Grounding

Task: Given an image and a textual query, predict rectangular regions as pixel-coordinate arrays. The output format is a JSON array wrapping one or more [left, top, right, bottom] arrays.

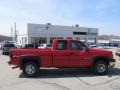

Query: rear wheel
[[23, 62, 39, 77], [93, 61, 108, 75]]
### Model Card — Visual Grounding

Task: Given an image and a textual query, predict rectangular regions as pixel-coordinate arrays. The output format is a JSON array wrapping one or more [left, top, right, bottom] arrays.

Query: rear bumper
[[109, 59, 116, 68]]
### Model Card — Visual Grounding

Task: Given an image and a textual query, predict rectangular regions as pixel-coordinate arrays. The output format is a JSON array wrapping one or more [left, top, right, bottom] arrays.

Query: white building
[[17, 23, 98, 45]]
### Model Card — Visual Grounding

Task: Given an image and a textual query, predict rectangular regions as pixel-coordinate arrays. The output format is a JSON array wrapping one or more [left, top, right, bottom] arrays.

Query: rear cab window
[[56, 40, 67, 50]]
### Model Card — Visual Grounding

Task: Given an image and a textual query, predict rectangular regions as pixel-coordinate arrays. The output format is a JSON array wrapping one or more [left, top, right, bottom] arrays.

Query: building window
[[89, 32, 98, 35], [22, 37, 24, 44], [73, 32, 87, 35], [66, 37, 72, 39], [20, 39, 21, 44], [50, 37, 55, 44], [31, 37, 46, 45], [24, 37, 27, 44]]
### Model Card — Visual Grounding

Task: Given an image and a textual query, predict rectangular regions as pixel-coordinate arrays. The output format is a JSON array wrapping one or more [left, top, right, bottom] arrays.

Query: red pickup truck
[[9, 39, 115, 77]]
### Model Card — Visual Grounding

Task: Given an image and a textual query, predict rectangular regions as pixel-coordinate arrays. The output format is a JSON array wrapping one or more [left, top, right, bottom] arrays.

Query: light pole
[[11, 27, 13, 41], [46, 24, 50, 44], [14, 22, 17, 43], [86, 28, 91, 43]]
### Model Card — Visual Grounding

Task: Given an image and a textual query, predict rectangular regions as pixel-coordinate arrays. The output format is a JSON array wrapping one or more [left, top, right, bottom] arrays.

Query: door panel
[[53, 50, 71, 67], [69, 40, 92, 67], [69, 50, 92, 67]]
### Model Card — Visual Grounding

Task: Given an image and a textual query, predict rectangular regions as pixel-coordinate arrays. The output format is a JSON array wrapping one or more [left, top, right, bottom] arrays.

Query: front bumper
[[109, 59, 116, 68]]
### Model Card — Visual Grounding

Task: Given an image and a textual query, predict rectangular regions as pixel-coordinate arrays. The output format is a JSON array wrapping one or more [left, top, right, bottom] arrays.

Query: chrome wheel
[[23, 62, 39, 77], [97, 64, 106, 73], [94, 61, 108, 75], [26, 64, 36, 75]]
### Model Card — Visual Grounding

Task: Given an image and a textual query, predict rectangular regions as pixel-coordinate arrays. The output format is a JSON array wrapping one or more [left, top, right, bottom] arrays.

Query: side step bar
[[12, 66, 19, 69]]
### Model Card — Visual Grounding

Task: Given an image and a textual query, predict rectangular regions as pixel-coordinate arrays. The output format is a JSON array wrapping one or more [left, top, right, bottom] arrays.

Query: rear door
[[53, 40, 71, 67]]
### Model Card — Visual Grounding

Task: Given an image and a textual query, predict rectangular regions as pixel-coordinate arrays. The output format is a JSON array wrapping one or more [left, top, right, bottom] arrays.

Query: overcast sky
[[0, 0, 120, 36]]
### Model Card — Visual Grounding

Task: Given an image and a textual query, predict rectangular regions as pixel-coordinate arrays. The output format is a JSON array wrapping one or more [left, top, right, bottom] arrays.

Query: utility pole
[[11, 27, 13, 41], [14, 22, 17, 43], [46, 23, 51, 44], [46, 25, 49, 44], [87, 28, 91, 43]]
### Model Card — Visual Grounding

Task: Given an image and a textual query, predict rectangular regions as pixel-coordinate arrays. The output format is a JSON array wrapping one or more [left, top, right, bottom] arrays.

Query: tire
[[23, 62, 39, 77], [93, 61, 108, 75], [2, 52, 4, 55], [4, 52, 6, 55]]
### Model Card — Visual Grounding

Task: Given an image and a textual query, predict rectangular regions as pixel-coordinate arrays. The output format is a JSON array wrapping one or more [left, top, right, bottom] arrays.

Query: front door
[[69, 41, 91, 67]]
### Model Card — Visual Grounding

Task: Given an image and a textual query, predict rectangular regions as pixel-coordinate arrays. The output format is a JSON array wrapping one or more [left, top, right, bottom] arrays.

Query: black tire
[[4, 52, 6, 55], [23, 62, 39, 77], [2, 52, 4, 55], [93, 61, 108, 75]]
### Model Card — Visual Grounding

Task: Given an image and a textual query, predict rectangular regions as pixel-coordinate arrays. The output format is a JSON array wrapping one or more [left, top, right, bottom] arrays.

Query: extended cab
[[8, 39, 115, 77]]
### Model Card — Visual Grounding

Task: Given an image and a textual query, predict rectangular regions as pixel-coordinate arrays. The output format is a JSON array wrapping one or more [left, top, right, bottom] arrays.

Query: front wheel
[[93, 61, 108, 75], [23, 62, 39, 77]]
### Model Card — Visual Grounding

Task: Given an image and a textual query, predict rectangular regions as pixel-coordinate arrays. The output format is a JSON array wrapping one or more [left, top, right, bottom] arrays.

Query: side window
[[56, 40, 67, 50], [70, 41, 86, 50]]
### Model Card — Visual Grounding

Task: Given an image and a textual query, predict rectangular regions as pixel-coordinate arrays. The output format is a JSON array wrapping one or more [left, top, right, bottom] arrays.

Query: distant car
[[22, 44, 34, 48], [38, 44, 52, 49], [2, 43, 16, 55], [15, 44, 22, 48], [115, 48, 120, 57], [90, 44, 103, 49]]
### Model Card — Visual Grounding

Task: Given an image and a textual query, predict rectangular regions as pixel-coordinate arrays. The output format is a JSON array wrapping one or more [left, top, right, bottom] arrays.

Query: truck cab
[[9, 39, 115, 77]]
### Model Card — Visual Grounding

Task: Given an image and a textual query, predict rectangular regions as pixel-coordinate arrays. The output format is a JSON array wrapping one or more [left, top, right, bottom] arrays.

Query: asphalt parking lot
[[0, 47, 120, 90]]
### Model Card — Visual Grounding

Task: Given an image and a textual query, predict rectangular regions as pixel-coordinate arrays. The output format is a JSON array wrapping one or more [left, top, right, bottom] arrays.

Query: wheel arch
[[19, 54, 40, 69], [92, 55, 109, 66]]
